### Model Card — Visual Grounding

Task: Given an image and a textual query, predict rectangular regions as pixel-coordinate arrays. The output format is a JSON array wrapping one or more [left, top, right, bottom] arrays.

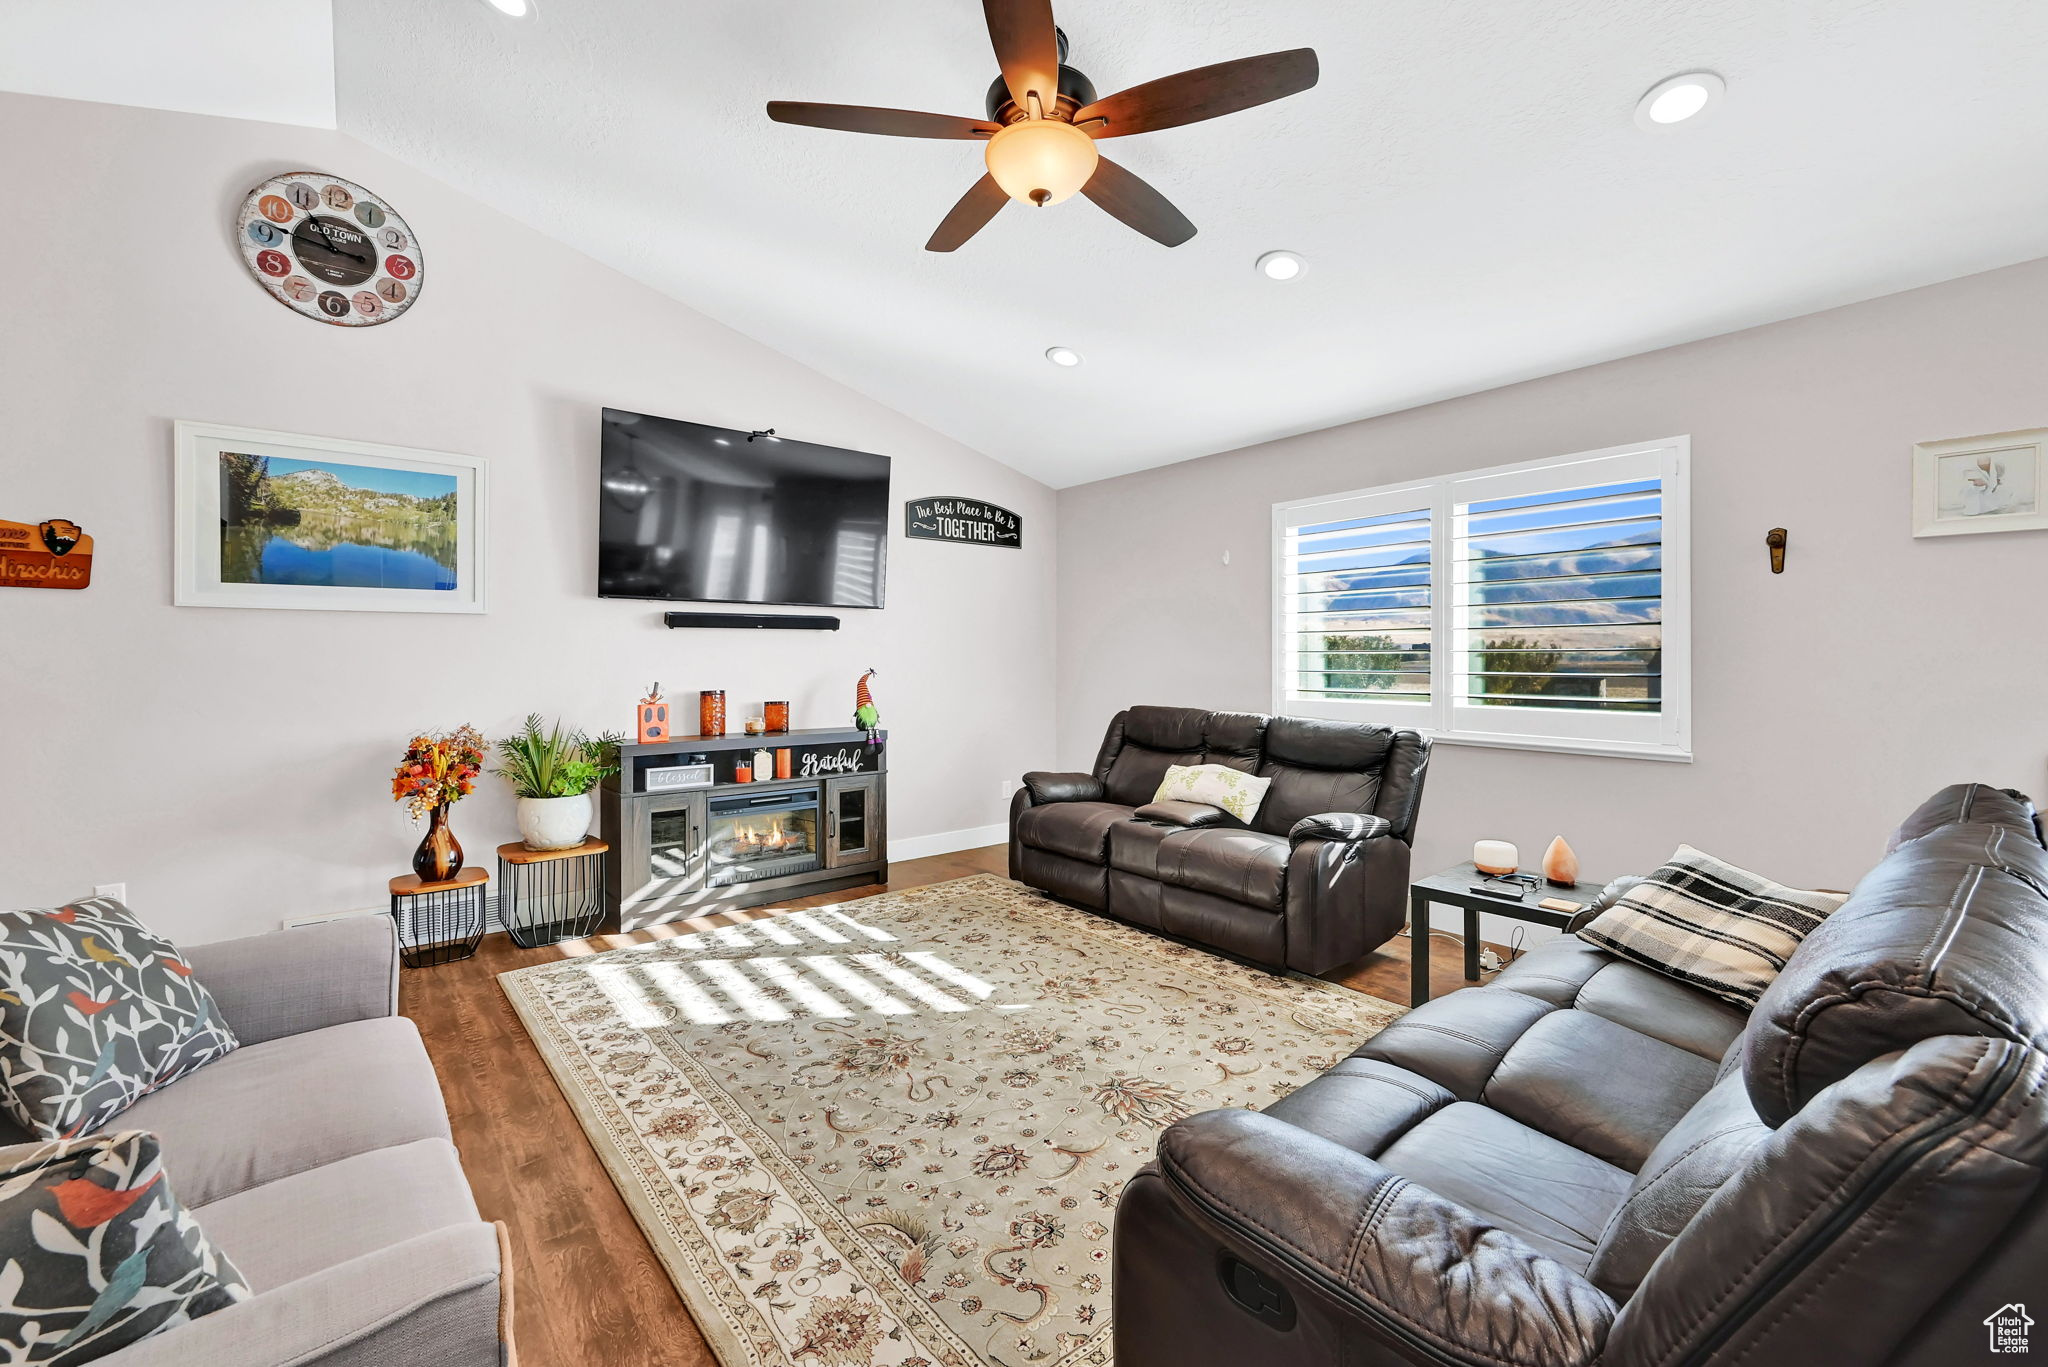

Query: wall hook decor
[[1766, 527, 1787, 574]]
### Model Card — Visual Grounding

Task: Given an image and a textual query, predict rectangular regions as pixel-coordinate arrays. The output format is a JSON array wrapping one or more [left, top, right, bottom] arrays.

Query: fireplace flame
[[733, 816, 805, 853]]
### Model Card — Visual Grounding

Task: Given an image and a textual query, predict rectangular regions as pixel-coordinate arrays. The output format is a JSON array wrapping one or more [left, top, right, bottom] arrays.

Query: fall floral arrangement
[[390, 725, 486, 820]]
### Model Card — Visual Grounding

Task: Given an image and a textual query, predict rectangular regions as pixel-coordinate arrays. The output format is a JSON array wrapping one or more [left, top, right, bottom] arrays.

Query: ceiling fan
[[766, 0, 1318, 252]]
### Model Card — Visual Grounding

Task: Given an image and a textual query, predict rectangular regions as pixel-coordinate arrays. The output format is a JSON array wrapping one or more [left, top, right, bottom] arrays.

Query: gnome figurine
[[853, 668, 881, 745]]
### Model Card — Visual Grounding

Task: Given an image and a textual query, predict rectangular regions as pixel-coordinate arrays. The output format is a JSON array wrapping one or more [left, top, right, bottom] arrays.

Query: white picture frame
[[174, 420, 487, 612], [1912, 428, 2048, 539]]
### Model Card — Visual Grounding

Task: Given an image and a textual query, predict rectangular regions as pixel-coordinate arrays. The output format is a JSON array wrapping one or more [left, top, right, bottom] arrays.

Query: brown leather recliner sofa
[[1009, 705, 1430, 975], [1113, 783, 2048, 1367]]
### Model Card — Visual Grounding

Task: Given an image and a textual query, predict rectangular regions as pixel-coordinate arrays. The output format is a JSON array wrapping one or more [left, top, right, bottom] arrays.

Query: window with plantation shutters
[[1274, 438, 1691, 761]]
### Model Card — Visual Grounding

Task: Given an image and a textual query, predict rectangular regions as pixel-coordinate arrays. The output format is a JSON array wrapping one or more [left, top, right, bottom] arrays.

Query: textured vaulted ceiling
[[9, 2, 2048, 487]]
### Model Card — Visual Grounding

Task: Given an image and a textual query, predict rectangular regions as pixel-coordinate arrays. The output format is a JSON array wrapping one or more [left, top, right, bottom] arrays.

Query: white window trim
[[1271, 436, 1691, 763]]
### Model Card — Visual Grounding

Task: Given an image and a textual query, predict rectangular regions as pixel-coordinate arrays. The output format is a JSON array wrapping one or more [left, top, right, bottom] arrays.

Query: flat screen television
[[598, 408, 890, 609]]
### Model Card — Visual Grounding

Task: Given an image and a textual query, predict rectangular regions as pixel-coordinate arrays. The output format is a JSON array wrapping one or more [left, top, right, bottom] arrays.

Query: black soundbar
[[663, 611, 841, 631]]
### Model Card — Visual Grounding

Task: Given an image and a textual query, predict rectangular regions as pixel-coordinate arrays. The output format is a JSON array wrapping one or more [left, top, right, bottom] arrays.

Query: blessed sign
[[0, 518, 93, 591], [905, 496, 1022, 549]]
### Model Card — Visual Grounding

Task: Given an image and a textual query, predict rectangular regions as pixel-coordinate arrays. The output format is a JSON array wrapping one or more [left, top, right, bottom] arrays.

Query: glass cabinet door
[[620, 791, 706, 930], [826, 774, 883, 868]]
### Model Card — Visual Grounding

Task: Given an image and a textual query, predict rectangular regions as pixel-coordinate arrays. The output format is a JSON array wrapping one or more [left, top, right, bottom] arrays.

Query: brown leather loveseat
[[1112, 783, 2048, 1367], [1009, 705, 1430, 975]]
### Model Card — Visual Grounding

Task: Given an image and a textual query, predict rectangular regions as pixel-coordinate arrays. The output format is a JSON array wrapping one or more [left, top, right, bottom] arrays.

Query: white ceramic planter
[[517, 793, 593, 851]]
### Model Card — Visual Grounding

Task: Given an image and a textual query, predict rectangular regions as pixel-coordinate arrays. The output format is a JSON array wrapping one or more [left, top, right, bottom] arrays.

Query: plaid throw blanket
[[1576, 845, 1847, 1008]]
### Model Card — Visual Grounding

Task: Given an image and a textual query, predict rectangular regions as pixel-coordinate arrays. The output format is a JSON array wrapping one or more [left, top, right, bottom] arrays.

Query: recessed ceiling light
[[480, 0, 534, 17], [1256, 250, 1306, 282], [1635, 71, 1725, 130], [714, 438, 731, 446], [1045, 346, 1082, 368]]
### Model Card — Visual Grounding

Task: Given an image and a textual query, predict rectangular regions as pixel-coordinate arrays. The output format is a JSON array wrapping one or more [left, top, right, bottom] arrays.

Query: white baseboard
[[887, 823, 1007, 864]]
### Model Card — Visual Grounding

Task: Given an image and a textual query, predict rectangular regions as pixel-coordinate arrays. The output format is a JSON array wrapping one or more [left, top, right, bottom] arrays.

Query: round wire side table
[[387, 867, 488, 968], [496, 837, 609, 948]]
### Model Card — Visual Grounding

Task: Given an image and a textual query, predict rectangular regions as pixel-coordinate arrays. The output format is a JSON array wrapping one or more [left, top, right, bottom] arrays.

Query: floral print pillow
[[1152, 763, 1273, 823], [0, 1130, 249, 1362], [0, 899, 239, 1140]]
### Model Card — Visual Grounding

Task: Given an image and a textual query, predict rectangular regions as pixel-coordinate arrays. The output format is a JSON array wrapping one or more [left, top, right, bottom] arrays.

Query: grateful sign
[[904, 496, 1022, 549], [0, 518, 93, 590]]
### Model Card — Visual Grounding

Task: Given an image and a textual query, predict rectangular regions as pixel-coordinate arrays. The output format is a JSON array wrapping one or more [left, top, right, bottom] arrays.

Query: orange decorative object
[[1542, 836, 1581, 888], [699, 689, 726, 737], [637, 682, 669, 744], [733, 761, 753, 783], [0, 518, 94, 591], [765, 700, 790, 732], [775, 748, 792, 780]]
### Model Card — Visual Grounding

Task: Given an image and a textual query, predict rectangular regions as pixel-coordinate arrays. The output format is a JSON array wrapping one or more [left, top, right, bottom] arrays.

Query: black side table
[[497, 837, 608, 948], [388, 867, 489, 968], [1407, 862, 1601, 1006]]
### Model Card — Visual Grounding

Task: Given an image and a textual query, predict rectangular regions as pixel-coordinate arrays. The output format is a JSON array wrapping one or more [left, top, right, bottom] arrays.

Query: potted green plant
[[493, 715, 625, 851]]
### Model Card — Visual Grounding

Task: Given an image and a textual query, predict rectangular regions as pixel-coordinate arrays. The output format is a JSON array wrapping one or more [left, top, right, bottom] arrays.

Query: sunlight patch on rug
[[500, 873, 1404, 1367]]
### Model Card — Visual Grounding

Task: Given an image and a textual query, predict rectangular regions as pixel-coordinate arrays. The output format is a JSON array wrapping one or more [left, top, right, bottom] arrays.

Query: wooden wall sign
[[904, 496, 1022, 548], [0, 519, 93, 590]]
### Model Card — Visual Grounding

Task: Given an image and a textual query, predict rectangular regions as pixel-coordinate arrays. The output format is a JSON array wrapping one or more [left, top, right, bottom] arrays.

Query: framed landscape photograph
[[1912, 428, 2048, 539], [174, 421, 486, 612]]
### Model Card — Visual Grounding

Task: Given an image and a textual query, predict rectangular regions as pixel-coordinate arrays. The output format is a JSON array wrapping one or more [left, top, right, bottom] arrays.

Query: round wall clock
[[235, 172, 422, 327]]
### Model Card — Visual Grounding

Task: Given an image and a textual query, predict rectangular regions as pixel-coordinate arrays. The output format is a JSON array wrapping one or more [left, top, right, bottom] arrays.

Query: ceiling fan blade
[[1074, 48, 1319, 137], [767, 101, 1000, 139], [982, 0, 1061, 112], [1081, 156, 1196, 247], [926, 175, 1009, 252]]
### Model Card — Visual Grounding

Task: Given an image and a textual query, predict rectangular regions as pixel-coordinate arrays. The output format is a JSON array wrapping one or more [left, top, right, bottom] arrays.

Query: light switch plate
[[93, 882, 128, 904]]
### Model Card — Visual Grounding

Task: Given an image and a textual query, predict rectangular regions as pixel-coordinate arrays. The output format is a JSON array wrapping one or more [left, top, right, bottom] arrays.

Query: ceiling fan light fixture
[[1045, 346, 1082, 367], [1256, 250, 1306, 281], [985, 118, 1100, 207], [1635, 71, 1725, 130]]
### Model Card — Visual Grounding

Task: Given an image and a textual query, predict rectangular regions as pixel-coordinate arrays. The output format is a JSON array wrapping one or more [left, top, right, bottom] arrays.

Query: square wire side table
[[388, 867, 489, 968], [496, 837, 608, 948]]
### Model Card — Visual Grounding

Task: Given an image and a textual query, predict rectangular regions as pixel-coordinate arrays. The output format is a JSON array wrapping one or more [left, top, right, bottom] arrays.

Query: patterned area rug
[[501, 873, 1403, 1367]]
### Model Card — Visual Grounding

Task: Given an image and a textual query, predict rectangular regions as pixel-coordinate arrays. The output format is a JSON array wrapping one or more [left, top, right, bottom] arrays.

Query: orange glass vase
[[699, 690, 726, 737]]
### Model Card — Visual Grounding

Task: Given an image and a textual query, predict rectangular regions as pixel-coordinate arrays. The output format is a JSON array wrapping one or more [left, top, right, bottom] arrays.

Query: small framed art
[[174, 421, 486, 612], [1912, 428, 2047, 538]]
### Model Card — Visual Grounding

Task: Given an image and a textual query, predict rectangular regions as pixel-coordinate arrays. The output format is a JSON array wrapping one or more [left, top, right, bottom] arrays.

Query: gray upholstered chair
[[9, 916, 513, 1367]]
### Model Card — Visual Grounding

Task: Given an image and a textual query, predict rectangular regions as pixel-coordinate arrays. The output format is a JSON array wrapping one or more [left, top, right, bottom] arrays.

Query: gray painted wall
[[0, 93, 1057, 943], [1056, 256, 2048, 941]]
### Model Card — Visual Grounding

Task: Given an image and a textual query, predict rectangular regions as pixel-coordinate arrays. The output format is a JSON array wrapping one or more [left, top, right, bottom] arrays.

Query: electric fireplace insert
[[706, 787, 822, 886]]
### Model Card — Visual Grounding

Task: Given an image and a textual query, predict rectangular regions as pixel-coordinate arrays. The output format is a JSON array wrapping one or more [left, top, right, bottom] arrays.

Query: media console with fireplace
[[600, 727, 887, 931]]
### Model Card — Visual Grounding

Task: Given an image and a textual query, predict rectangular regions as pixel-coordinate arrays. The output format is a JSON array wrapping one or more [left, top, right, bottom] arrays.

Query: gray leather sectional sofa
[[1112, 783, 2048, 1367]]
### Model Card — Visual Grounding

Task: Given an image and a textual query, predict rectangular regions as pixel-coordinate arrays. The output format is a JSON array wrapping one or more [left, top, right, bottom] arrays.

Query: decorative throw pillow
[[1152, 764, 1273, 824], [0, 1130, 250, 1362], [1575, 845, 1847, 1009], [0, 899, 238, 1140]]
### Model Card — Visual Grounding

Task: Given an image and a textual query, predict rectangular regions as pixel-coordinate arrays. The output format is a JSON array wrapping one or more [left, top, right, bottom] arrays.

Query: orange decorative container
[[764, 700, 790, 733], [733, 760, 753, 783], [774, 748, 792, 780], [637, 685, 670, 744], [699, 689, 726, 737]]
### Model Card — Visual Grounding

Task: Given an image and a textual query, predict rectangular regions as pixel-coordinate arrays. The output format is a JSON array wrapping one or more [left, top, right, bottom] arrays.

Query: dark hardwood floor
[[401, 846, 1503, 1367]]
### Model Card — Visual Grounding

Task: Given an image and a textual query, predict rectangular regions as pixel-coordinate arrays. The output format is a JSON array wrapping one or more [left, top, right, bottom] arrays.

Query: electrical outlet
[[999, 778, 1018, 799], [93, 883, 128, 904]]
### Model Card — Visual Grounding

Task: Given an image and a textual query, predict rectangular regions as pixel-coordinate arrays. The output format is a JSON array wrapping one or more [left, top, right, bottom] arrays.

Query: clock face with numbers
[[236, 173, 421, 327]]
